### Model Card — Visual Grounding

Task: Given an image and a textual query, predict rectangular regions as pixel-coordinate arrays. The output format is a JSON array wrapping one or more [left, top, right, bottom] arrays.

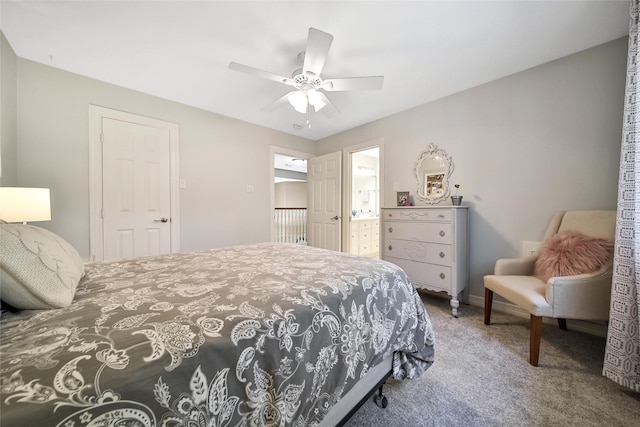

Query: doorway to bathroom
[[344, 140, 382, 258]]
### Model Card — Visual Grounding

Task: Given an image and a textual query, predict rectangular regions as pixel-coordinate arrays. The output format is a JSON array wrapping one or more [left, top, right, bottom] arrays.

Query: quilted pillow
[[533, 230, 614, 283], [0, 224, 85, 309]]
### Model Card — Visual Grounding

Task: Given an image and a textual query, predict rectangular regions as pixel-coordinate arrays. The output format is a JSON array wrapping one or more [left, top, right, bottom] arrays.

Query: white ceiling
[[1, 1, 630, 141]]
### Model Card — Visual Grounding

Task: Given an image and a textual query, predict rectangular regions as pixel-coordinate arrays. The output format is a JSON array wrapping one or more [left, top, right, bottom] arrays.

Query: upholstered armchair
[[483, 210, 616, 366]]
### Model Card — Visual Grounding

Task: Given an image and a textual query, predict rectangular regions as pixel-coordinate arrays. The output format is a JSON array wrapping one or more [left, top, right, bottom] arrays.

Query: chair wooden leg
[[484, 288, 493, 325], [557, 318, 567, 331], [530, 315, 543, 367]]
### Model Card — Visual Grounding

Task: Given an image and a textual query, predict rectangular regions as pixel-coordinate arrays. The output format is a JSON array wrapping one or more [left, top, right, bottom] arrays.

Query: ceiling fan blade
[[303, 28, 333, 77], [318, 92, 340, 118], [229, 62, 293, 86], [261, 93, 293, 112], [323, 76, 384, 91]]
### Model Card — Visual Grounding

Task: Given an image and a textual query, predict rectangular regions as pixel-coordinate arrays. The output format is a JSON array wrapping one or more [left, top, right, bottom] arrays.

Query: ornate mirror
[[414, 143, 454, 204]]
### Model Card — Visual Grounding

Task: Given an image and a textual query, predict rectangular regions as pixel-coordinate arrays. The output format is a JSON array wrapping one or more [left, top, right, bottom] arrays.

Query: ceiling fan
[[229, 27, 384, 120]]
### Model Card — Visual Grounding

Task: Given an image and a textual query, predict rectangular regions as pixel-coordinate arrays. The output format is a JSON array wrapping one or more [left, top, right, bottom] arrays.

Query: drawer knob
[[440, 273, 446, 280], [439, 251, 445, 258], [438, 214, 445, 218], [439, 230, 445, 237], [388, 245, 393, 251], [388, 227, 393, 233]]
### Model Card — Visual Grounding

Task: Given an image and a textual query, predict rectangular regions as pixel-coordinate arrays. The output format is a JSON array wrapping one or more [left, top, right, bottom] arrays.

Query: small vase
[[451, 195, 463, 206]]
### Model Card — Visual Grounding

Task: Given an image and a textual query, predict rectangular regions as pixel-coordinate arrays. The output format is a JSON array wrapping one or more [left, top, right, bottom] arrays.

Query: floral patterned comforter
[[0, 243, 435, 426]]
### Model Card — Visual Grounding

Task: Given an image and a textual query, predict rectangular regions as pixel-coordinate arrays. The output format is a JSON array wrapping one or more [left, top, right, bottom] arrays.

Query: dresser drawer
[[384, 221, 452, 244], [383, 238, 452, 266], [355, 219, 379, 230], [359, 229, 372, 241], [385, 256, 452, 291], [384, 209, 452, 222], [359, 241, 374, 255]]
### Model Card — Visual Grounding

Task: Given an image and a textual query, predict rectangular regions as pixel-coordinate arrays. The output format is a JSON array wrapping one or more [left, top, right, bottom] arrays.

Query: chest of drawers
[[381, 206, 469, 317], [350, 218, 380, 257]]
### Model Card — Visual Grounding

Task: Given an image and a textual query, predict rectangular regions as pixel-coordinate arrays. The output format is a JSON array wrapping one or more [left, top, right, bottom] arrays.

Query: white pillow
[[0, 224, 85, 309]]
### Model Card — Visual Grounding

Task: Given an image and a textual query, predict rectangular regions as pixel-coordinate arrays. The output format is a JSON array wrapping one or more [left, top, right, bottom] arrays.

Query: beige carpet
[[344, 293, 640, 427]]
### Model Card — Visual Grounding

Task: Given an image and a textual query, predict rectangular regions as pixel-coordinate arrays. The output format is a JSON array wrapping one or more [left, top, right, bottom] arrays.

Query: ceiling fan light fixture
[[230, 27, 384, 120], [307, 89, 326, 112], [288, 91, 308, 114]]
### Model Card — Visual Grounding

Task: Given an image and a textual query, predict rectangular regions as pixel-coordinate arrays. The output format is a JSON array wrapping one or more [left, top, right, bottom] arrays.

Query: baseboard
[[466, 294, 608, 338]]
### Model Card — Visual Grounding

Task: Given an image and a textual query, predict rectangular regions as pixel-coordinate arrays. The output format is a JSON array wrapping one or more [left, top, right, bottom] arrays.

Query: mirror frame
[[414, 143, 454, 205]]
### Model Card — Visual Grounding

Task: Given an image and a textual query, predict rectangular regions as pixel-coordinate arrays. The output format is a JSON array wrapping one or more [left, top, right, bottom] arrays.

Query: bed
[[0, 224, 435, 426]]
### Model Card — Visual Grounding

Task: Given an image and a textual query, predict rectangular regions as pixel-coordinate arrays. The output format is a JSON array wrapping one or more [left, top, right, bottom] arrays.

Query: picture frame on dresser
[[381, 206, 469, 317], [396, 191, 410, 206]]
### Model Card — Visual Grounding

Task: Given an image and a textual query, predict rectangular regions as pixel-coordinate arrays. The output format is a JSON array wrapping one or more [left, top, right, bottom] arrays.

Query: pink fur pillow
[[533, 230, 614, 282]]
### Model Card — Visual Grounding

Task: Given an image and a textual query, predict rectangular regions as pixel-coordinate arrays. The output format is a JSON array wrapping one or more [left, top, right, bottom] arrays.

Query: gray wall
[[1, 32, 17, 185], [15, 58, 315, 256], [316, 38, 627, 300]]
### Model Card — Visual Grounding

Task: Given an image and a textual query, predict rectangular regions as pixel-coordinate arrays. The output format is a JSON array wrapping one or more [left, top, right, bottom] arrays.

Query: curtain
[[603, 0, 640, 392]]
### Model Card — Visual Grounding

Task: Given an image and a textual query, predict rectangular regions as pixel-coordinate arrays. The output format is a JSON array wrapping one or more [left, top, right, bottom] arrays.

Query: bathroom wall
[[351, 150, 380, 216]]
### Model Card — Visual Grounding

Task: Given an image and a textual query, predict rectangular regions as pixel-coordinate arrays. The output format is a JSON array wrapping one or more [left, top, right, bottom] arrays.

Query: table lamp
[[0, 187, 52, 224]]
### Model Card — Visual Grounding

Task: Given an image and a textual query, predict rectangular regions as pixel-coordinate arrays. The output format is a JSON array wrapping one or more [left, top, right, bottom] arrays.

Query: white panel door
[[102, 118, 171, 260], [307, 151, 341, 251]]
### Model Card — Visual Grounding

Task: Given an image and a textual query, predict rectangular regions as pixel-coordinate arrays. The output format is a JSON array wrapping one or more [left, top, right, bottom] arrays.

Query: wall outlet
[[522, 240, 541, 256]]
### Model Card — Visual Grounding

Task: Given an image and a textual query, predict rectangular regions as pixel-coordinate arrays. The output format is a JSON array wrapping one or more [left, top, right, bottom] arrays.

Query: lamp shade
[[0, 187, 51, 223], [307, 89, 326, 112], [287, 90, 327, 114], [288, 91, 308, 114]]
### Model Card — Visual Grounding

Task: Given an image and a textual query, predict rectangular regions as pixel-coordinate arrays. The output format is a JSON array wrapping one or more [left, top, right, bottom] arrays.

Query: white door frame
[[89, 105, 180, 261], [269, 145, 312, 242], [342, 138, 384, 253]]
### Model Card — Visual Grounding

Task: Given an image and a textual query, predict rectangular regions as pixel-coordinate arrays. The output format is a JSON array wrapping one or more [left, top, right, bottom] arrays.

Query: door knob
[[154, 217, 169, 223], [330, 215, 340, 220]]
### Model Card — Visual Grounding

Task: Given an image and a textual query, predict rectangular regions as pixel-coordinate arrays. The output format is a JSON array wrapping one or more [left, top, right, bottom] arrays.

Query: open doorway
[[269, 147, 310, 244], [344, 141, 382, 258]]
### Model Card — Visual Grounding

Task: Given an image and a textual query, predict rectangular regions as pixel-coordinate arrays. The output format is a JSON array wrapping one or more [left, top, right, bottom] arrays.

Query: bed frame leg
[[373, 384, 388, 408]]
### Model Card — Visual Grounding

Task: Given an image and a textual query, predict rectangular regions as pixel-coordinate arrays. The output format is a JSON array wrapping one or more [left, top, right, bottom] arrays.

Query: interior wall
[[16, 59, 315, 257], [274, 181, 307, 208], [0, 32, 17, 185], [316, 37, 627, 300]]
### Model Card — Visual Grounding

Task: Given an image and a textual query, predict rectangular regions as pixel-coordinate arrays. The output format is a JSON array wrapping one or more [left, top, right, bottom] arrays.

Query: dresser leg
[[450, 298, 460, 318]]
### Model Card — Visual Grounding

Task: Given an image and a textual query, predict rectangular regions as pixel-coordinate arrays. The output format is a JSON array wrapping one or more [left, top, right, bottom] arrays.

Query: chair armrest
[[546, 264, 613, 320], [494, 255, 537, 276]]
